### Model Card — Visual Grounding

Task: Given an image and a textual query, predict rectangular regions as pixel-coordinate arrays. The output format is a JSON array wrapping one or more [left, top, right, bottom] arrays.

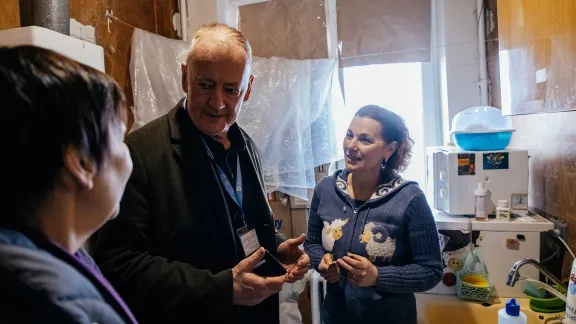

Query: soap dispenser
[[498, 298, 527, 324]]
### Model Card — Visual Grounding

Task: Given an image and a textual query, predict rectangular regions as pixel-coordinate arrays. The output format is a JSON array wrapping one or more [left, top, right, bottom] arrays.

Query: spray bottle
[[565, 260, 576, 323], [474, 181, 488, 221]]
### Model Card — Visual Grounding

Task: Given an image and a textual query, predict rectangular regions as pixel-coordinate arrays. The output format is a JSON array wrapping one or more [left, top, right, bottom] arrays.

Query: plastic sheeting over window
[[240, 56, 345, 199], [130, 28, 346, 200]]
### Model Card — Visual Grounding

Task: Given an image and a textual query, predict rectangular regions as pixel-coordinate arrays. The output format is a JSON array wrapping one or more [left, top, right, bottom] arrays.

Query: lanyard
[[201, 137, 243, 210]]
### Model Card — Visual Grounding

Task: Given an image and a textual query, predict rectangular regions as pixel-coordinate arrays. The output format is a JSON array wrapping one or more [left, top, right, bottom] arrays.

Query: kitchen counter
[[433, 209, 554, 232], [416, 293, 564, 324]]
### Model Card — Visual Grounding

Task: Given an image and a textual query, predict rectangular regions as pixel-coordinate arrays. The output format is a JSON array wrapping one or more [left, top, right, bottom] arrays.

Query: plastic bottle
[[565, 259, 576, 323], [498, 298, 527, 324], [496, 200, 511, 221], [474, 182, 488, 221]]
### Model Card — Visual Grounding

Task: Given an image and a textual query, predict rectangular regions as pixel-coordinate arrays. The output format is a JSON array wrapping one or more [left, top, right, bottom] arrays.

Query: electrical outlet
[[536, 68, 547, 84], [550, 217, 567, 239]]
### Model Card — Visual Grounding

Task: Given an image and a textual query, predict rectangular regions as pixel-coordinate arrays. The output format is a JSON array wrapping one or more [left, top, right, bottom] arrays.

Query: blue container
[[453, 131, 513, 151]]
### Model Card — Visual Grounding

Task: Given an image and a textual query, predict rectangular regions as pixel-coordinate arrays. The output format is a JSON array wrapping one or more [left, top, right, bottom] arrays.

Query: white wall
[[185, 0, 218, 39], [216, 0, 238, 29], [184, 0, 270, 38], [434, 0, 482, 143]]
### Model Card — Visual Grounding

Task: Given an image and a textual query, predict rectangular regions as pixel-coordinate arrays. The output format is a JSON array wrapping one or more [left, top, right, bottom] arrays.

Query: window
[[337, 62, 441, 187]]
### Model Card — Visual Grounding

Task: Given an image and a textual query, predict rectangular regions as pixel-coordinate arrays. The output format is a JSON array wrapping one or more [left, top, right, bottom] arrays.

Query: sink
[[416, 294, 563, 324]]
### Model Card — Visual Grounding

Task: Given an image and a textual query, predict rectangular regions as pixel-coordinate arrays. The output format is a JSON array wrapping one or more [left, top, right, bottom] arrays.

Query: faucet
[[506, 258, 566, 291]]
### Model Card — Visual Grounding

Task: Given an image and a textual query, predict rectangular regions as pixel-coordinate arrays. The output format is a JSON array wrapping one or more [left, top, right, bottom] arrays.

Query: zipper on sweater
[[341, 202, 364, 288], [343, 201, 364, 257]]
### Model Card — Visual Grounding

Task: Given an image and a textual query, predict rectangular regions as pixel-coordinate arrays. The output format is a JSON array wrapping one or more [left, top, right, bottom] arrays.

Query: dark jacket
[[90, 101, 286, 323], [0, 227, 134, 324], [304, 169, 443, 324]]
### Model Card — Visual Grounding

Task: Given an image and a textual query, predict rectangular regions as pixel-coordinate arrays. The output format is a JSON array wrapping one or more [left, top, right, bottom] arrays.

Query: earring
[[381, 158, 387, 170]]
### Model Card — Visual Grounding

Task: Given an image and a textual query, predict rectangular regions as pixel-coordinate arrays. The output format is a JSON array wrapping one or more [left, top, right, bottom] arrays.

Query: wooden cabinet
[[0, 0, 19, 30], [498, 1, 576, 272], [497, 0, 576, 115]]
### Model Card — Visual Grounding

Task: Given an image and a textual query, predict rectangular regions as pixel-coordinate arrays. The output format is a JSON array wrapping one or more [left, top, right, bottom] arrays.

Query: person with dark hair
[[304, 105, 443, 323], [89, 23, 310, 323], [0, 45, 136, 324]]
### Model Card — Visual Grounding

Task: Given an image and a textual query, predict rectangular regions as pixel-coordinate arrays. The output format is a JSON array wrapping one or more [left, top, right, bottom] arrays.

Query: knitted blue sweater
[[304, 169, 442, 324]]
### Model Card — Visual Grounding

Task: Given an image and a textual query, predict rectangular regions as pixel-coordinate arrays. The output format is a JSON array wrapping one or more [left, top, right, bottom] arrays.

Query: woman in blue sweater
[[304, 105, 443, 324]]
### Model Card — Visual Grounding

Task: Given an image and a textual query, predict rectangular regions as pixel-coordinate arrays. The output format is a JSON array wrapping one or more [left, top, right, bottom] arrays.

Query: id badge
[[237, 226, 260, 257]]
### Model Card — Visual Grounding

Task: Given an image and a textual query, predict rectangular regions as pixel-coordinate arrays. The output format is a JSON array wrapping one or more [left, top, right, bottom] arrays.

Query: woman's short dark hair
[[0, 46, 126, 221], [354, 105, 414, 175]]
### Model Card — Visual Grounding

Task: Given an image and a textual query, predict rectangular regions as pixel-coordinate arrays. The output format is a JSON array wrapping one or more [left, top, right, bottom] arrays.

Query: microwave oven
[[425, 146, 529, 215]]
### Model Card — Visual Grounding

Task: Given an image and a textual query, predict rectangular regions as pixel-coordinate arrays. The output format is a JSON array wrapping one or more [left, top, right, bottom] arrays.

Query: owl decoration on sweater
[[322, 218, 349, 252]]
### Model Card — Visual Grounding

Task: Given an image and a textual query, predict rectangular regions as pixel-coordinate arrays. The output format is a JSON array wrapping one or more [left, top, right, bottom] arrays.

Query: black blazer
[[90, 100, 285, 323]]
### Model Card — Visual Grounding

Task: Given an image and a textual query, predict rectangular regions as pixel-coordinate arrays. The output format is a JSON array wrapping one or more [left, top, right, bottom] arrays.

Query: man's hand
[[277, 233, 311, 283], [337, 253, 378, 287], [232, 248, 287, 306], [318, 253, 340, 283]]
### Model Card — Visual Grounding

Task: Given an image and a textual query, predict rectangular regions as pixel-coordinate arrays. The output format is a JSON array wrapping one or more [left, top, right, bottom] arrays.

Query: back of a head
[[0, 46, 126, 223]]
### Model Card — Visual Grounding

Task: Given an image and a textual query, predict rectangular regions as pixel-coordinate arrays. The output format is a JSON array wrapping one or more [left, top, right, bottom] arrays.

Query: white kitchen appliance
[[426, 146, 529, 216], [427, 210, 554, 298]]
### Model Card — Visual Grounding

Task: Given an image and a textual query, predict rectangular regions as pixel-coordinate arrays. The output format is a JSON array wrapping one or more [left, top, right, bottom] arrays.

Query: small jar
[[496, 200, 511, 221]]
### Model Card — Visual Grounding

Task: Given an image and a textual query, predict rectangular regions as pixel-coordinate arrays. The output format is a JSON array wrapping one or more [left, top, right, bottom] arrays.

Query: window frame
[[325, 0, 442, 181]]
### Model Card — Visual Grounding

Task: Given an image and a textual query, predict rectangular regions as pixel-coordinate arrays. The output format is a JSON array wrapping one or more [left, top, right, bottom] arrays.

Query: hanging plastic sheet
[[238, 56, 345, 199], [130, 28, 345, 199], [130, 28, 189, 129]]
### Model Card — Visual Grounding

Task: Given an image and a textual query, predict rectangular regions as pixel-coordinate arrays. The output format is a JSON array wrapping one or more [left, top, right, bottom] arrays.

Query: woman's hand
[[337, 253, 378, 287], [277, 234, 311, 283], [318, 253, 340, 283]]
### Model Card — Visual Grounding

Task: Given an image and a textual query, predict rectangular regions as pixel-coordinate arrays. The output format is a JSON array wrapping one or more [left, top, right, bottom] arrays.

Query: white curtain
[[130, 28, 345, 199]]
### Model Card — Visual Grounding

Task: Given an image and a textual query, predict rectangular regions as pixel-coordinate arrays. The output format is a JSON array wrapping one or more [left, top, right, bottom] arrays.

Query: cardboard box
[[270, 200, 293, 238]]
